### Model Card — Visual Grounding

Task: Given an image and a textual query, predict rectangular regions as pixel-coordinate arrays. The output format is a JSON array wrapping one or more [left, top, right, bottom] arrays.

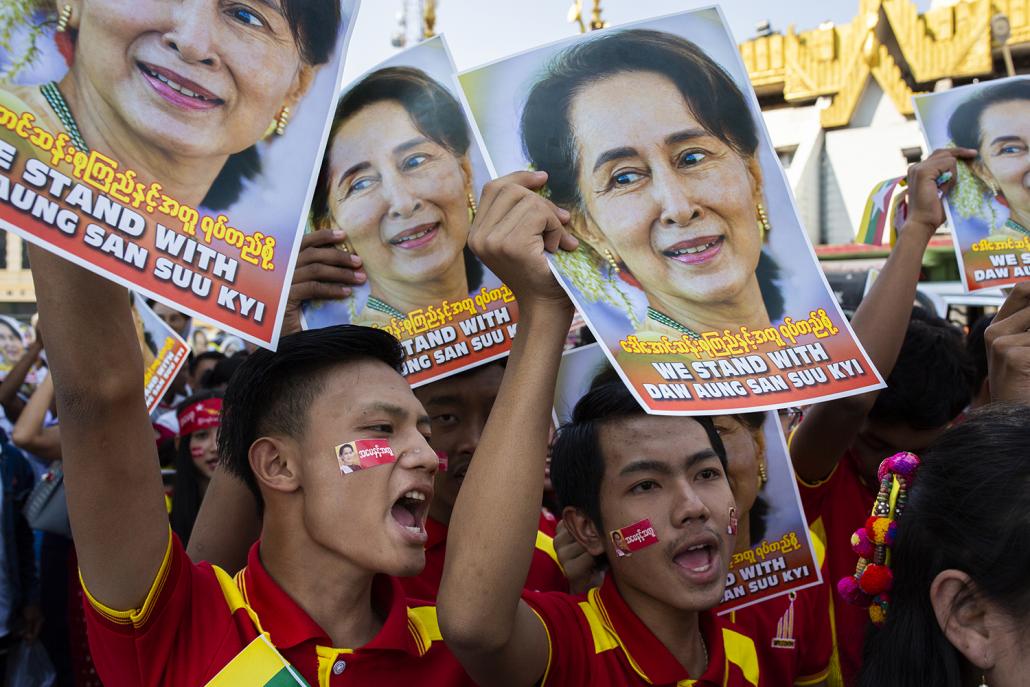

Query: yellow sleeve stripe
[[407, 605, 443, 656], [795, 666, 832, 685], [535, 531, 563, 572], [722, 628, 760, 687], [527, 604, 553, 687], [81, 528, 174, 628]]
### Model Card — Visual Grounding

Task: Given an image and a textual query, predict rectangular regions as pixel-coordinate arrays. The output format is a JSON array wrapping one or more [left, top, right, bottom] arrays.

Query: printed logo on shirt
[[772, 591, 797, 649]]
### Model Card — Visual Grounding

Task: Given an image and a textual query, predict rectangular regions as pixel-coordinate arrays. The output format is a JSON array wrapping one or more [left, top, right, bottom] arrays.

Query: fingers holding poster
[[460, 7, 881, 414], [301, 36, 516, 387], [913, 76, 1030, 292], [0, 0, 361, 348]]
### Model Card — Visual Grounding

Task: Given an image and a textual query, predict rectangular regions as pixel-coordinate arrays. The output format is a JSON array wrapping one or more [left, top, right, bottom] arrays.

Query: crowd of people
[[0, 138, 1014, 687]]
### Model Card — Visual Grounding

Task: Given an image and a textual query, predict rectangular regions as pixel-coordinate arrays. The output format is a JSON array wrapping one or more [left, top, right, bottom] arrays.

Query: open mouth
[[672, 535, 721, 584], [389, 223, 439, 250], [390, 489, 430, 537], [138, 62, 224, 108], [663, 236, 724, 265]]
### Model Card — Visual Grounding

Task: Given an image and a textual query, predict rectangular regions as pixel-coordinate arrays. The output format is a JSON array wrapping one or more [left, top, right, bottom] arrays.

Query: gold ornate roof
[[740, 0, 1030, 127]]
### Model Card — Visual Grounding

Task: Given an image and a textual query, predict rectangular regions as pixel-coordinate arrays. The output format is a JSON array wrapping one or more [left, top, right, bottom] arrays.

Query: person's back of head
[[869, 309, 975, 430], [965, 314, 994, 408], [858, 404, 1030, 687]]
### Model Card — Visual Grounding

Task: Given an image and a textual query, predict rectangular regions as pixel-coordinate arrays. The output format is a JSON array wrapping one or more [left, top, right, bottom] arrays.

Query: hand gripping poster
[[553, 343, 823, 614], [914, 76, 1030, 291], [302, 36, 516, 387], [0, 0, 360, 348], [460, 7, 882, 414]]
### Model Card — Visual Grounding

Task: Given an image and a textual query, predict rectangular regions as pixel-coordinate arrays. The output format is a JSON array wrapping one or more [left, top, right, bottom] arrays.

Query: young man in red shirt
[[789, 147, 977, 685], [408, 361, 568, 600], [438, 172, 787, 686], [30, 245, 476, 685]]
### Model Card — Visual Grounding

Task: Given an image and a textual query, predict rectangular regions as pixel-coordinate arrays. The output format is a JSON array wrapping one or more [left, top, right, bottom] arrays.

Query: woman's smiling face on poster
[[570, 71, 763, 307], [976, 99, 1030, 217], [326, 100, 471, 285], [73, 0, 312, 159]]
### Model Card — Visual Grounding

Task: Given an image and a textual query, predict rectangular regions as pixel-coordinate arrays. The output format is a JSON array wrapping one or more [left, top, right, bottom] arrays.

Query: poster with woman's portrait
[[130, 292, 188, 414], [552, 343, 822, 613], [0, 0, 360, 348], [914, 76, 1030, 291], [460, 7, 882, 415], [302, 36, 516, 387]]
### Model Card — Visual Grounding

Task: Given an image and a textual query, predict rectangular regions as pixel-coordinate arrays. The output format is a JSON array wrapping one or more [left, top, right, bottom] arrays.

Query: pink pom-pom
[[886, 452, 921, 481], [858, 564, 893, 596], [837, 576, 869, 606], [850, 528, 874, 558]]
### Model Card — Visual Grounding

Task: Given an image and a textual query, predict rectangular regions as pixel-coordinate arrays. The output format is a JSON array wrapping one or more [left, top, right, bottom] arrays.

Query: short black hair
[[188, 350, 225, 376], [200, 354, 248, 391], [551, 367, 726, 531], [219, 325, 403, 509], [965, 314, 994, 392], [868, 311, 975, 430], [947, 79, 1030, 151]]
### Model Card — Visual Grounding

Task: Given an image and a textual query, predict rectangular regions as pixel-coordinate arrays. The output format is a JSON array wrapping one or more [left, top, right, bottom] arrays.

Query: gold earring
[[274, 106, 290, 136], [756, 202, 771, 239], [56, 4, 73, 32], [758, 462, 768, 485], [467, 191, 477, 219], [603, 249, 620, 274]]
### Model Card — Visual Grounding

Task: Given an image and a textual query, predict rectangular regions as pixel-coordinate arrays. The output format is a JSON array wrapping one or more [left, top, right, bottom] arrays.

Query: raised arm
[[791, 148, 975, 482], [0, 334, 43, 423], [438, 172, 575, 687], [11, 374, 61, 463], [28, 245, 169, 611], [186, 467, 261, 571], [984, 281, 1030, 403]]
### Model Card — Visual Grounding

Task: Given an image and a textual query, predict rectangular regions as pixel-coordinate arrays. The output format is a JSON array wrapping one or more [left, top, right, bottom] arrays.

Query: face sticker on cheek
[[610, 518, 659, 558], [190, 446, 205, 459], [335, 439, 397, 475], [436, 451, 449, 472]]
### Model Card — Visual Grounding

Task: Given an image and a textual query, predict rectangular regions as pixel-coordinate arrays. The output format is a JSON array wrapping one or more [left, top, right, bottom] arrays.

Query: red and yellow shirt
[[798, 450, 876, 686], [83, 532, 475, 687], [524, 575, 773, 686], [401, 510, 568, 601]]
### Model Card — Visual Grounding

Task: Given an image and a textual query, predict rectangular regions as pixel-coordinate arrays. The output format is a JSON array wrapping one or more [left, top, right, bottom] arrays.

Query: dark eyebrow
[[618, 449, 719, 477], [394, 137, 431, 156], [592, 146, 638, 174], [337, 161, 371, 188], [665, 128, 710, 147], [990, 135, 1024, 147], [363, 401, 432, 433], [251, 0, 287, 18], [423, 394, 462, 408]]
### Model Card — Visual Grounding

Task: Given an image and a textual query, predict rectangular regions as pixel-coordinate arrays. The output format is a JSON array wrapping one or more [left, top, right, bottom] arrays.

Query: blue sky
[[343, 0, 933, 80]]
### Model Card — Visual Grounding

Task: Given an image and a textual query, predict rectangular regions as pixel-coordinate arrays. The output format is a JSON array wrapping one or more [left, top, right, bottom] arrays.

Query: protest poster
[[302, 36, 516, 387], [0, 1, 361, 348], [131, 293, 188, 414], [913, 76, 1030, 291], [460, 7, 882, 415], [553, 343, 822, 613]]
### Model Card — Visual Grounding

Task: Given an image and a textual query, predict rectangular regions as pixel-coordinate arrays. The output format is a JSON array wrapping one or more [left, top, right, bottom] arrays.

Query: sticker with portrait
[[610, 519, 659, 558], [335, 438, 397, 475], [460, 7, 882, 415], [302, 36, 517, 387], [913, 76, 1030, 292], [552, 344, 822, 613], [0, 0, 361, 348], [130, 292, 189, 414]]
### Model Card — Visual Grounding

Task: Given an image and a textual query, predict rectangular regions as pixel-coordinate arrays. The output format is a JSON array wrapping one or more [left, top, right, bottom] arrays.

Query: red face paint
[[610, 518, 659, 558], [335, 439, 397, 475]]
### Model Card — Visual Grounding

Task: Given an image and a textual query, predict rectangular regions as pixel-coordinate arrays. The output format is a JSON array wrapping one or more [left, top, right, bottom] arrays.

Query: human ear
[[971, 159, 999, 194], [562, 507, 606, 557], [930, 570, 993, 673], [249, 437, 302, 495], [286, 64, 317, 110]]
